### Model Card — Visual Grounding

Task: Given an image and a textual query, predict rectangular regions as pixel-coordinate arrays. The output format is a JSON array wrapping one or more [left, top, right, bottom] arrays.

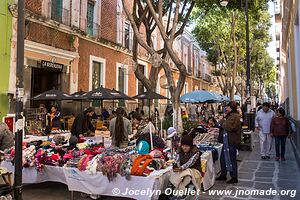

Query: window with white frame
[[184, 83, 188, 94], [183, 44, 188, 67], [89, 56, 106, 90], [51, 0, 63, 23], [116, 63, 128, 94], [116, 0, 123, 44], [203, 63, 207, 74], [87, 0, 95, 36], [194, 50, 199, 77], [124, 22, 130, 49]]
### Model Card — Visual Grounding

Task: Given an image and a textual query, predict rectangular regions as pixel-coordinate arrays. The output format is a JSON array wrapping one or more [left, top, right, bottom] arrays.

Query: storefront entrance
[[30, 67, 61, 108]]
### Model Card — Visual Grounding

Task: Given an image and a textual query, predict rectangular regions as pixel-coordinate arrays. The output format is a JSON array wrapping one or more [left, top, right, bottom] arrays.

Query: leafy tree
[[193, 0, 273, 100], [122, 0, 195, 132]]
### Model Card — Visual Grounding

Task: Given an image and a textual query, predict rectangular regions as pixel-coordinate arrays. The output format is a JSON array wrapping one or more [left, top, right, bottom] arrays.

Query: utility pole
[[14, 0, 25, 199]]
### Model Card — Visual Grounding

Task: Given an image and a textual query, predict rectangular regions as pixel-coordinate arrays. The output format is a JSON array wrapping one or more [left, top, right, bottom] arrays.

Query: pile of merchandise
[[3, 137, 168, 182]]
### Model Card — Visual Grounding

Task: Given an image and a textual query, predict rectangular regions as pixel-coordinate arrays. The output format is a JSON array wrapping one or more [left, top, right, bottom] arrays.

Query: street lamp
[[220, 0, 251, 107], [220, 0, 229, 7]]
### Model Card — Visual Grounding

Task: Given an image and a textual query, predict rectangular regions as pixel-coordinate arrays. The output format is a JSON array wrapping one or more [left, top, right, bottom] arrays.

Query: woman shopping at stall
[[109, 107, 132, 148], [70, 107, 96, 141], [216, 101, 242, 184]]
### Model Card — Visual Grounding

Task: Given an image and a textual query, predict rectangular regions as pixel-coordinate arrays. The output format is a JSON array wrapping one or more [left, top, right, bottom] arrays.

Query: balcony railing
[[187, 66, 192, 74], [203, 73, 212, 82], [80, 18, 101, 38], [49, 2, 71, 26], [197, 71, 202, 78]]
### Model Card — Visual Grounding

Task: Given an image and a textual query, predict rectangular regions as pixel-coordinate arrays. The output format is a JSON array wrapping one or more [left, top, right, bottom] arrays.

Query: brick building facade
[[8, 0, 217, 114]]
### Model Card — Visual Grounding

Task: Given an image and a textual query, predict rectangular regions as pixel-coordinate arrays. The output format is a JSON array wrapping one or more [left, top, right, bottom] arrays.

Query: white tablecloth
[[201, 143, 223, 191], [24, 133, 71, 143], [1, 162, 171, 200]]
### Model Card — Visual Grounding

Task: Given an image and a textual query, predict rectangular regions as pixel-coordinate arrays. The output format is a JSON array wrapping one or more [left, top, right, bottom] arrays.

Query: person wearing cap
[[217, 101, 242, 184], [255, 102, 276, 159], [169, 134, 202, 192], [71, 107, 96, 140], [173, 134, 201, 172]]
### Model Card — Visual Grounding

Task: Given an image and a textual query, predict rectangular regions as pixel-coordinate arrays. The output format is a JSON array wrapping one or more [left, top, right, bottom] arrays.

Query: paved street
[[21, 133, 300, 200], [198, 134, 300, 200]]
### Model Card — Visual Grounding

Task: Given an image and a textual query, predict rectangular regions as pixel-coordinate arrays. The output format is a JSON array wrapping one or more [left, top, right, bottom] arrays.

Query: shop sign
[[41, 60, 63, 72]]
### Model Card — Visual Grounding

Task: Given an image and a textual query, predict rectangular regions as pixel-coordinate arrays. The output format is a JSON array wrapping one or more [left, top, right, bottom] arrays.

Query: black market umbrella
[[132, 90, 169, 119], [31, 89, 72, 100], [70, 90, 87, 100], [110, 88, 134, 100], [70, 90, 92, 111], [110, 88, 134, 110], [82, 86, 135, 111], [82, 86, 116, 100], [132, 90, 169, 100]]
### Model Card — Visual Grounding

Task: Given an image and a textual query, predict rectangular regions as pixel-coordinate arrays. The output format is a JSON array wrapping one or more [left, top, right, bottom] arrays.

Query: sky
[[267, 1, 277, 61]]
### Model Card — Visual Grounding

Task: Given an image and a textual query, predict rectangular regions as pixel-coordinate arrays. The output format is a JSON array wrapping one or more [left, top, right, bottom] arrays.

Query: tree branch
[[170, 0, 180, 41], [122, 0, 155, 54], [174, 1, 195, 38]]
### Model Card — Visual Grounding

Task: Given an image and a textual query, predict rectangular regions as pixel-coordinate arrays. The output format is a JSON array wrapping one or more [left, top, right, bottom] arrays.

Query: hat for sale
[[137, 140, 150, 155], [167, 127, 177, 139], [181, 135, 193, 147]]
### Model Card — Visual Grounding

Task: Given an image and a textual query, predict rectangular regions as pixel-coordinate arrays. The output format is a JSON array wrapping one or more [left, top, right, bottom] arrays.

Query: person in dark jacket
[[173, 134, 201, 172], [47, 106, 61, 130], [71, 107, 96, 139], [216, 101, 242, 184], [270, 107, 291, 161]]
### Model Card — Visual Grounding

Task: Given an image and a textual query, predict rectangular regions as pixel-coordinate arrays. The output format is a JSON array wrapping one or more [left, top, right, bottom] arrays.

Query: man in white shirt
[[255, 102, 276, 159]]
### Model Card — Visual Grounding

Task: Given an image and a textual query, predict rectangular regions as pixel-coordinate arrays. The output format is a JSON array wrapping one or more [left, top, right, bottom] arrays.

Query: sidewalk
[[22, 133, 300, 200], [197, 133, 300, 200]]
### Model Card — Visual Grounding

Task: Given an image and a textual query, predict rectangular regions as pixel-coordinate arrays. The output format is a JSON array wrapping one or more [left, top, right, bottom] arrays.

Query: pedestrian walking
[[255, 102, 276, 159], [216, 101, 242, 184], [270, 107, 291, 161]]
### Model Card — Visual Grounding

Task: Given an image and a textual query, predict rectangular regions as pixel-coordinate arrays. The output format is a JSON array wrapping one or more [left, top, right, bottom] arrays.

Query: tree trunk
[[230, 11, 237, 101]]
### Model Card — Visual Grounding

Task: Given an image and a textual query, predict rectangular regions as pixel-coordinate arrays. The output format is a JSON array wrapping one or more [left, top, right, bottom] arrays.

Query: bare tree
[[122, 0, 195, 132]]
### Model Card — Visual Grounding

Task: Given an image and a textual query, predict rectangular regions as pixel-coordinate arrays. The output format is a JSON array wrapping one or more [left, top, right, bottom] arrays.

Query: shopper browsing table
[[109, 107, 132, 148], [217, 101, 242, 184], [71, 107, 96, 140]]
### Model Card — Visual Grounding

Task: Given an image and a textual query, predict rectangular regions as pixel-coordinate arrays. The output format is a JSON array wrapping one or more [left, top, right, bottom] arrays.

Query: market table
[[1, 162, 171, 200], [200, 143, 223, 191]]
